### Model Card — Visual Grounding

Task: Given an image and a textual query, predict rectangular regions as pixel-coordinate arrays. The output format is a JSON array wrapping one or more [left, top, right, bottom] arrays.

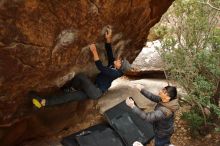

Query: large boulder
[[98, 78, 156, 114], [128, 40, 165, 77], [0, 0, 174, 145], [98, 77, 186, 114]]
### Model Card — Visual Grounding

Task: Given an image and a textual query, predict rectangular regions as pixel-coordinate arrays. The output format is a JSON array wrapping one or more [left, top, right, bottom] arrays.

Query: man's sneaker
[[133, 141, 143, 146]]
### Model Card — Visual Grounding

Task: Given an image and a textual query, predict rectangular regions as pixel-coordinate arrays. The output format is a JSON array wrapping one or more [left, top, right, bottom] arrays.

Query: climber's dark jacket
[[95, 43, 123, 92]]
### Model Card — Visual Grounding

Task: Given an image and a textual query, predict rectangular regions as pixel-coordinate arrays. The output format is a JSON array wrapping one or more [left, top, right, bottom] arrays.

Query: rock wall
[[0, 0, 174, 145]]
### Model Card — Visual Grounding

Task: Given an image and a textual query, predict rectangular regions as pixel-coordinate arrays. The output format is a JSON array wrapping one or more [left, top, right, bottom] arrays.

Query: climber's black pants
[[46, 73, 103, 106]]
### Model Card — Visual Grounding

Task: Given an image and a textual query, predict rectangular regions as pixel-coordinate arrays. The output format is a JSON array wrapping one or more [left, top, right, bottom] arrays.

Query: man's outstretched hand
[[125, 97, 135, 108], [129, 83, 145, 91]]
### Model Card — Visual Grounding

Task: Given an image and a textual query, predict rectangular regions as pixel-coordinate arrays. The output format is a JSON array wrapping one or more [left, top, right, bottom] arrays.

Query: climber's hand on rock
[[105, 26, 112, 43], [89, 43, 97, 53], [90, 43, 99, 61]]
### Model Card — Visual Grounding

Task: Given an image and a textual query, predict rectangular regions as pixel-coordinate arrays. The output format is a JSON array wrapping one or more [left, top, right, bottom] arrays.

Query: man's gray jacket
[[132, 89, 179, 138]]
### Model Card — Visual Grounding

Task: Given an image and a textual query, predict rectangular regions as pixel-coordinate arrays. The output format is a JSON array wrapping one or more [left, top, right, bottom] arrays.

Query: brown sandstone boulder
[[0, 0, 174, 145]]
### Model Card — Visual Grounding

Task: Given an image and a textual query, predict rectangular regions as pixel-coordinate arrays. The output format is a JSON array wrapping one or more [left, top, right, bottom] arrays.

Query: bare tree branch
[[199, 0, 220, 11]]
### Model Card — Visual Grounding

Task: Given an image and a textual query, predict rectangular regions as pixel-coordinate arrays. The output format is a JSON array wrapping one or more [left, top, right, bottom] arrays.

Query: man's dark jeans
[[46, 73, 103, 106], [154, 135, 171, 146]]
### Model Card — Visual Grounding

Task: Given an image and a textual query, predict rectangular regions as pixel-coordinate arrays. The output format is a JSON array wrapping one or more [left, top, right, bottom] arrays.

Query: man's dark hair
[[164, 86, 177, 100]]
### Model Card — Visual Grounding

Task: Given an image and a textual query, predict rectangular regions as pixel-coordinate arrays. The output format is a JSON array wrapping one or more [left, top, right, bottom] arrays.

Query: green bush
[[154, 0, 220, 134], [182, 110, 204, 135]]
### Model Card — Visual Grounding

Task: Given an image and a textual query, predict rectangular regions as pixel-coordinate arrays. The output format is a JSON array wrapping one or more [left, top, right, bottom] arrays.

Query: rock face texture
[[0, 0, 173, 145], [128, 40, 165, 78]]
